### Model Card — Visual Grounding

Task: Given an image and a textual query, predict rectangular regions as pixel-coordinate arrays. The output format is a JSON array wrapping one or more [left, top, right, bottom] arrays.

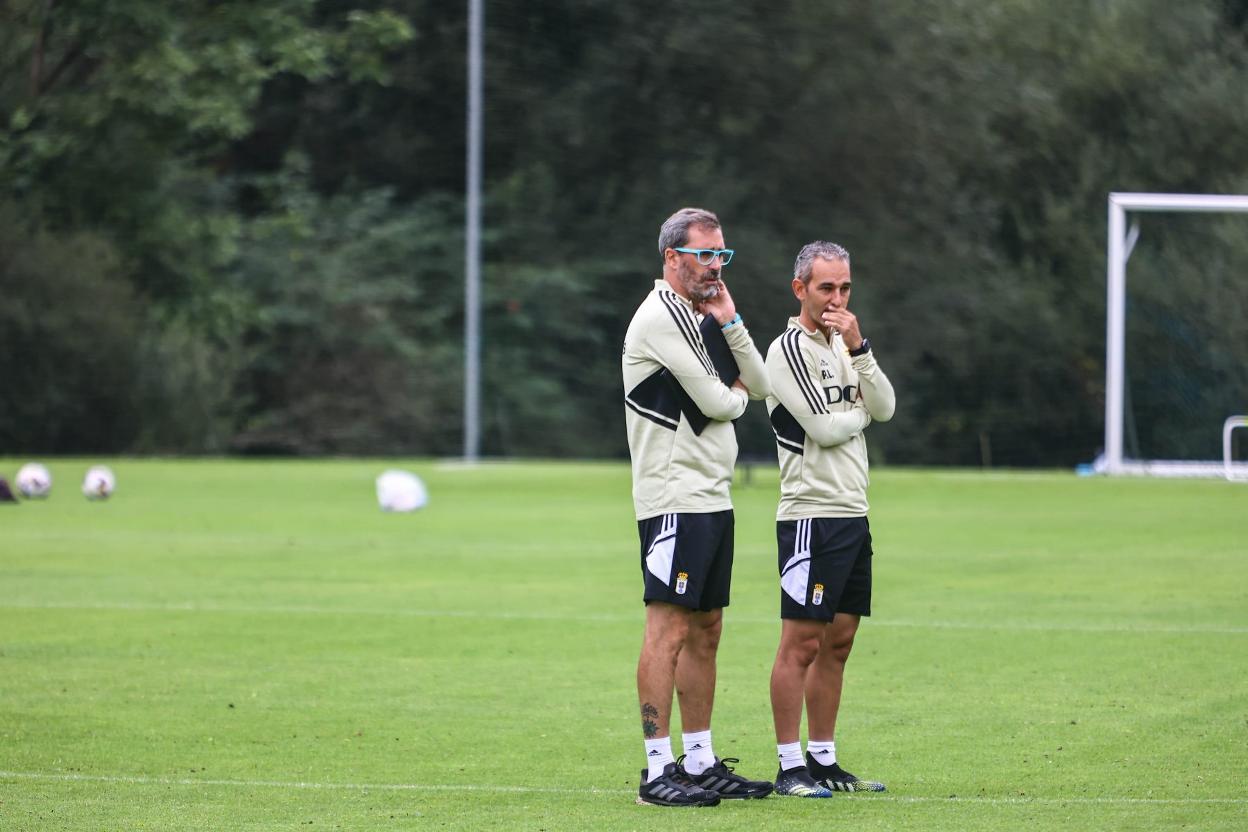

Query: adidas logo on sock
[[648, 749, 662, 756], [690, 743, 704, 749], [813, 749, 831, 756]]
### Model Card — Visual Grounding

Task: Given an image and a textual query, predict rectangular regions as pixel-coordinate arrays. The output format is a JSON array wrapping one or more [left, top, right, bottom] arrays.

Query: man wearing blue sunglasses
[[622, 207, 774, 806]]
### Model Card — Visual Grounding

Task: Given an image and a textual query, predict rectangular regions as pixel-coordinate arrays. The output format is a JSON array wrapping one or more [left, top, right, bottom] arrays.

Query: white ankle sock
[[644, 737, 675, 781], [807, 740, 837, 766], [681, 730, 715, 775], [777, 741, 804, 771]]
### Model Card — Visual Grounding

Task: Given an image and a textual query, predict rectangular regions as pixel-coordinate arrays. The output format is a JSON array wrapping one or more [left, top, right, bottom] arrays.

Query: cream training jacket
[[622, 280, 769, 520]]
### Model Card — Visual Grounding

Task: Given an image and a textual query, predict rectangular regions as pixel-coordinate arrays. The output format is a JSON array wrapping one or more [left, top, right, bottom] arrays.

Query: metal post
[[463, 0, 483, 461], [1105, 197, 1126, 474]]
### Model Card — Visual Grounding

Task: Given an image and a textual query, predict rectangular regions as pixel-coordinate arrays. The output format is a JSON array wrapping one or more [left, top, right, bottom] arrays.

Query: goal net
[[1104, 193, 1248, 479]]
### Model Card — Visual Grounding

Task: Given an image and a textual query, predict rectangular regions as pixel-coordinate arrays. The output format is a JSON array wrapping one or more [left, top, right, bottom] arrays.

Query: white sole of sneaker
[[635, 796, 720, 807]]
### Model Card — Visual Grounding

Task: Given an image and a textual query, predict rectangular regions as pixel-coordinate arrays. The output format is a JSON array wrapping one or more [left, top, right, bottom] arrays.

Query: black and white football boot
[[773, 765, 834, 798], [684, 757, 773, 799], [805, 753, 886, 792], [636, 761, 721, 807]]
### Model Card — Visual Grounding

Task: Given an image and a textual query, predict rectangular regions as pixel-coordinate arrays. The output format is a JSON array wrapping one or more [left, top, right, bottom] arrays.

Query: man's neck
[[662, 272, 689, 300]]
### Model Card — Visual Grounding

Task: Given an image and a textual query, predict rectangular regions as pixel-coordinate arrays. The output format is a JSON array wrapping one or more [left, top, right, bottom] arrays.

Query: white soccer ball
[[375, 469, 428, 512], [82, 465, 116, 500], [15, 462, 52, 499]]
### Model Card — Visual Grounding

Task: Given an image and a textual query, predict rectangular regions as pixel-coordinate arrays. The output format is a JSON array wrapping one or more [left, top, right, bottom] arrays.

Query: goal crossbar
[[1105, 193, 1248, 478]]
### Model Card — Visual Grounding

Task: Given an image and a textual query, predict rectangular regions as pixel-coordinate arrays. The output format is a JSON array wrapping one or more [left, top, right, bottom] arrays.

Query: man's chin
[[690, 282, 719, 301]]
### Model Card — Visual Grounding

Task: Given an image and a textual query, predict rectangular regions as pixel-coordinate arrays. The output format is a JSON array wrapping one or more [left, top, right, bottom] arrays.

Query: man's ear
[[792, 277, 806, 301]]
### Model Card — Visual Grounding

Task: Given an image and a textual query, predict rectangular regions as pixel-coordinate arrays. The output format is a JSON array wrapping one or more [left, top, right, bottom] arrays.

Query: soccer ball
[[375, 469, 428, 512], [15, 462, 52, 499], [82, 465, 116, 500]]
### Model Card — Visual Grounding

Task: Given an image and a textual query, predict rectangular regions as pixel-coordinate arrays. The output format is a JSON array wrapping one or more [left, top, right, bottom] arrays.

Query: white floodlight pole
[[464, 0, 483, 461], [1104, 193, 1248, 476]]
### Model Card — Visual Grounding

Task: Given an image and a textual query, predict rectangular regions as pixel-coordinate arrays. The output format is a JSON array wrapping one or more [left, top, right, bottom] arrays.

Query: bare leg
[[769, 619, 827, 745], [637, 601, 691, 739], [805, 613, 860, 741], [674, 608, 723, 733]]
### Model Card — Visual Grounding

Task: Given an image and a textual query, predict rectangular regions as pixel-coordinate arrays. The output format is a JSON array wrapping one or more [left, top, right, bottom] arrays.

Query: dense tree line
[[3, 0, 1247, 464]]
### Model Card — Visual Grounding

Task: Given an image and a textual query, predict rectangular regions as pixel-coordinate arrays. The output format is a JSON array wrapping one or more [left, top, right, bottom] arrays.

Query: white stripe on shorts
[[646, 514, 678, 585], [780, 518, 811, 604]]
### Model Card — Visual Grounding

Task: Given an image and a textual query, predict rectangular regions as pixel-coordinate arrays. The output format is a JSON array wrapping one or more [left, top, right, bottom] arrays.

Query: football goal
[[1104, 192, 1248, 480]]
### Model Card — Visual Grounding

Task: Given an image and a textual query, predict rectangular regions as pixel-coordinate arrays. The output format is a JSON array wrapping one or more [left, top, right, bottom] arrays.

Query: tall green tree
[[0, 0, 413, 452]]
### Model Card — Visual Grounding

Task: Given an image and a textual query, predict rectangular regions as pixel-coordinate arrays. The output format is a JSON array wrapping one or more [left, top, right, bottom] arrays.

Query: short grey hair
[[658, 207, 721, 258], [793, 241, 850, 285]]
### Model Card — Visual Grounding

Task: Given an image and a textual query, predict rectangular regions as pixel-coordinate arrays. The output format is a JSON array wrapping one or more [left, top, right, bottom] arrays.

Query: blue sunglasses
[[673, 247, 734, 266]]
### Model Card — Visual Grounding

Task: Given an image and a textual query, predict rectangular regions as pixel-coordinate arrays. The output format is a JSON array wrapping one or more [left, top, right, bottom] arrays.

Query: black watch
[[849, 337, 871, 357]]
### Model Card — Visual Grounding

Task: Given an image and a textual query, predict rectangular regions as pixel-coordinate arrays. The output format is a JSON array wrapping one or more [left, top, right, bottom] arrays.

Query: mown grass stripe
[[1, 770, 1244, 805], [2, 600, 1245, 635]]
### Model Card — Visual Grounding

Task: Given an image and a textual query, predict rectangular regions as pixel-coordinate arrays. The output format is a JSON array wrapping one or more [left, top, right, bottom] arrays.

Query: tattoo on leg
[[641, 702, 660, 738]]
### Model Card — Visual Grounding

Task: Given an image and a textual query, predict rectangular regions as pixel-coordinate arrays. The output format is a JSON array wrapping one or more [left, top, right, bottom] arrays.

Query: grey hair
[[793, 241, 850, 284], [658, 207, 721, 259]]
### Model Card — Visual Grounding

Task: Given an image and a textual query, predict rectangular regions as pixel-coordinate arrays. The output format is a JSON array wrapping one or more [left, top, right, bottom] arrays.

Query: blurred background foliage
[[2, 0, 1246, 463]]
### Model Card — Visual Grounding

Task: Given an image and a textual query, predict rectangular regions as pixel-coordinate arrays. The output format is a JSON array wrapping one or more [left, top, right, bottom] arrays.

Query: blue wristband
[[721, 313, 742, 331]]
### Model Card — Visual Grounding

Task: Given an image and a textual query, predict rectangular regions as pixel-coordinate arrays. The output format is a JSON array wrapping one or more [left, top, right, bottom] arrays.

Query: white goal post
[[1105, 192, 1248, 479], [1225, 416, 1248, 482]]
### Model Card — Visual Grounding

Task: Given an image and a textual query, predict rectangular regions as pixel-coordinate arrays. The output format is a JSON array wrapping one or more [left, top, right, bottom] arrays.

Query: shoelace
[[668, 756, 703, 787]]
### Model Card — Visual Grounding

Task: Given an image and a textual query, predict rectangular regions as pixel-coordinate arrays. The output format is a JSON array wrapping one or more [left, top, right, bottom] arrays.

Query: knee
[[826, 633, 855, 665], [780, 633, 822, 668], [644, 616, 689, 659], [688, 614, 723, 654], [693, 627, 722, 656]]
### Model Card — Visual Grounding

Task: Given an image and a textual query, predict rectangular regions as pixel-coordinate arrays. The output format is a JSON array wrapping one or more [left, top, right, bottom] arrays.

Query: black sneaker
[[805, 753, 886, 792], [773, 765, 833, 798], [685, 756, 773, 799], [637, 761, 721, 807]]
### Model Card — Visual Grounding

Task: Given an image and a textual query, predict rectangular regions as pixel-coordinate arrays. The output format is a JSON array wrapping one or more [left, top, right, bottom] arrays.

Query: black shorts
[[638, 510, 734, 611], [777, 517, 872, 621]]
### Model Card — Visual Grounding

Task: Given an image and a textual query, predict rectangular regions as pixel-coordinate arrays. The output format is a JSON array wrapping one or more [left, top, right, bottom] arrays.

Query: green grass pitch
[[1, 458, 1246, 831]]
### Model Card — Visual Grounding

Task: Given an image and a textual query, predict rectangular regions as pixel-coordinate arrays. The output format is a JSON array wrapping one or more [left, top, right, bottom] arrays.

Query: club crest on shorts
[[812, 583, 825, 605], [675, 572, 689, 595]]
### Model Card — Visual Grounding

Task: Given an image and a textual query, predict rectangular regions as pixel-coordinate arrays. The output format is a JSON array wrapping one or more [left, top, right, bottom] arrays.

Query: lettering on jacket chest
[[819, 358, 859, 406]]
